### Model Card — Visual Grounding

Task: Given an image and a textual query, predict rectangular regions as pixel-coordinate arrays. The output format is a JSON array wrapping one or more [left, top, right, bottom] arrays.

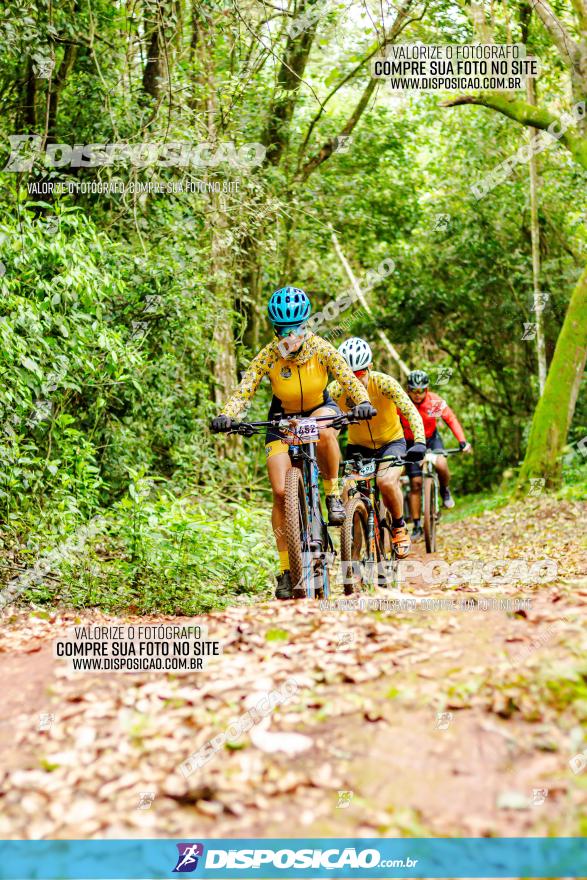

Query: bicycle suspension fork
[[367, 494, 376, 559], [306, 444, 323, 550]]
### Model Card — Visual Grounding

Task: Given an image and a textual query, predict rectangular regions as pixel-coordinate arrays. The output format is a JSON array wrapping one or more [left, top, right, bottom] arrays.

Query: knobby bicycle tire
[[284, 467, 311, 595], [402, 484, 412, 524], [377, 499, 397, 589], [341, 495, 372, 594], [423, 476, 437, 553], [378, 498, 393, 559]]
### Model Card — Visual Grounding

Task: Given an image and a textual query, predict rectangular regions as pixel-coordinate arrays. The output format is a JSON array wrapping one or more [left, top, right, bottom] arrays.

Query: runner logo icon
[[173, 843, 204, 872]]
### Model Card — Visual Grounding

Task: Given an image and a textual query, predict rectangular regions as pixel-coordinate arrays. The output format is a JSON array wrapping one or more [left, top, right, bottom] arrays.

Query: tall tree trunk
[[47, 43, 78, 141], [197, 19, 240, 452], [211, 198, 239, 410], [143, 28, 164, 98], [527, 73, 547, 393], [240, 233, 261, 352], [262, 1, 317, 166], [210, 191, 242, 458], [23, 57, 37, 130], [517, 264, 587, 489], [143, 0, 172, 99], [447, 0, 587, 489]]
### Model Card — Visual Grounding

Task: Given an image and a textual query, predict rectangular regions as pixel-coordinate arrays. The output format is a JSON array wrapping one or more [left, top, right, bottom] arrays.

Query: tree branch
[[442, 92, 587, 169], [296, 2, 427, 169], [297, 0, 420, 180], [298, 77, 377, 180], [232, 0, 324, 164], [528, 0, 581, 68], [570, 0, 587, 31], [439, 343, 512, 412], [295, 46, 379, 168]]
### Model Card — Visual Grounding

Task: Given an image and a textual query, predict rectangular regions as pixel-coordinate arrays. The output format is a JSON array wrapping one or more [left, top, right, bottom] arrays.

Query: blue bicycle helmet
[[267, 287, 311, 328]]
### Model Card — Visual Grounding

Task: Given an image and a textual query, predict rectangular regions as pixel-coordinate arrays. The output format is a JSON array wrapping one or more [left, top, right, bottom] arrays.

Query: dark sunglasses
[[275, 324, 306, 338]]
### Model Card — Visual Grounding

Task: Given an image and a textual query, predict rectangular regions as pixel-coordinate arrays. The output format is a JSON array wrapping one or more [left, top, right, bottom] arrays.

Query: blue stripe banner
[[0, 837, 586, 879]]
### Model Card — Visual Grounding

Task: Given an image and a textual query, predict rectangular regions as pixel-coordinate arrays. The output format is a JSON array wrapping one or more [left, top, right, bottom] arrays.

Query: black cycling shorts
[[345, 437, 407, 469]]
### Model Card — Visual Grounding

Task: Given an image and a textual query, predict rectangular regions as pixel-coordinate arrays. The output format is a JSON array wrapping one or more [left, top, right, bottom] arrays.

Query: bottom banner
[[0, 837, 586, 879]]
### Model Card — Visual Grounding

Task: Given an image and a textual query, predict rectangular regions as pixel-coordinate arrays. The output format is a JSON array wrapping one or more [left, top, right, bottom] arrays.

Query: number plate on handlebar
[[358, 461, 376, 477], [294, 418, 319, 443]]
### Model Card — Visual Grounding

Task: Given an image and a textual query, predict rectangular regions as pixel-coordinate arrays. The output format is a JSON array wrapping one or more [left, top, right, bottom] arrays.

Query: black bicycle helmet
[[407, 369, 429, 390]]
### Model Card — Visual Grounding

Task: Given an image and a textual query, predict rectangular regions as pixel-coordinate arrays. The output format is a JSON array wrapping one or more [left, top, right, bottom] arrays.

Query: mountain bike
[[340, 451, 406, 594], [419, 447, 463, 553], [227, 411, 363, 599]]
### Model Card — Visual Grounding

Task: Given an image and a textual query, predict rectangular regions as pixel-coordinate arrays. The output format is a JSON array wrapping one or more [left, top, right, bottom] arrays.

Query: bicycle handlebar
[[222, 411, 372, 436], [341, 453, 406, 471], [341, 446, 464, 472]]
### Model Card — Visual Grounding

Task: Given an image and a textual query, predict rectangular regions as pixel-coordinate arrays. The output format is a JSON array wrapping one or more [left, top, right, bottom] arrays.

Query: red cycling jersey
[[399, 390, 466, 443]]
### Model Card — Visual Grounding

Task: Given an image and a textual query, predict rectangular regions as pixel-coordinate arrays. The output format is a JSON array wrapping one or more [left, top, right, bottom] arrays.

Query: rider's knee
[[318, 426, 336, 444], [411, 476, 423, 492], [377, 472, 398, 491], [272, 484, 286, 503], [388, 469, 401, 486]]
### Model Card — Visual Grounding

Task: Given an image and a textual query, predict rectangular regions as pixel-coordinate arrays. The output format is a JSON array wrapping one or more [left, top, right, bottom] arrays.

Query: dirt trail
[[0, 496, 586, 839]]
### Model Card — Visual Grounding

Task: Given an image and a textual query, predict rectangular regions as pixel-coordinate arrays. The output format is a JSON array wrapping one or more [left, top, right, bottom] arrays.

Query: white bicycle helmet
[[338, 337, 373, 371]]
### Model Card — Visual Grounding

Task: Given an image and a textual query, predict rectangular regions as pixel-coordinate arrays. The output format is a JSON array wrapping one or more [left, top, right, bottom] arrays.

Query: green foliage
[[0, 205, 138, 530], [22, 482, 275, 613]]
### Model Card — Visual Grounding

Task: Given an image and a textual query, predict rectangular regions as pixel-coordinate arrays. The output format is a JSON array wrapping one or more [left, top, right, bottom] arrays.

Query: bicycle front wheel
[[402, 481, 412, 523], [340, 496, 373, 594], [423, 476, 437, 553], [284, 467, 313, 596], [376, 500, 396, 589]]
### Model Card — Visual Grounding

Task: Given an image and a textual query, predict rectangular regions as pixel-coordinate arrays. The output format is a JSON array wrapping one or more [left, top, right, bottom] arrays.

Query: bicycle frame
[[288, 437, 334, 594], [226, 412, 358, 598], [403, 448, 463, 501], [406, 447, 463, 552], [422, 451, 442, 519], [343, 468, 382, 556], [422, 448, 462, 480], [343, 452, 405, 504], [341, 453, 405, 587]]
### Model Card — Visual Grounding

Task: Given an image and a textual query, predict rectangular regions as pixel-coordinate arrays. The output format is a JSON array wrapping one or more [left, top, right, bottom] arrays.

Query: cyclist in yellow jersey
[[329, 338, 426, 558], [211, 289, 376, 599]]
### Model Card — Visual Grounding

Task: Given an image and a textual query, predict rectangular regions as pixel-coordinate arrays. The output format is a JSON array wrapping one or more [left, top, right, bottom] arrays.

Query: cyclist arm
[[327, 380, 343, 403], [377, 374, 425, 444], [219, 344, 275, 419], [440, 402, 466, 444], [321, 342, 370, 404]]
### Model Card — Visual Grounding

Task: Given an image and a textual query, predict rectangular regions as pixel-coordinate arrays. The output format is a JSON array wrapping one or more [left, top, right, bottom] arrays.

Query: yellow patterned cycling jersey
[[328, 371, 425, 448], [220, 332, 370, 419]]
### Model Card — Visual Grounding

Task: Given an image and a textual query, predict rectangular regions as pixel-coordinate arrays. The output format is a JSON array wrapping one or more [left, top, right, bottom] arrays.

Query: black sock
[[392, 516, 405, 529], [413, 518, 420, 528]]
